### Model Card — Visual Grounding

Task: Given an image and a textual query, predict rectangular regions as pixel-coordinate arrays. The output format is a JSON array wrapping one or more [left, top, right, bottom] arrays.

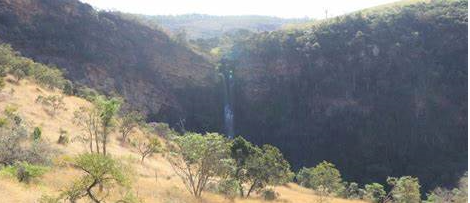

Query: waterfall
[[223, 69, 234, 138]]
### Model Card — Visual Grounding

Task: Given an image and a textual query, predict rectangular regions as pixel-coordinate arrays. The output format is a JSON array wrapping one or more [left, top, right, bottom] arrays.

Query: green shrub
[[216, 179, 241, 199], [364, 183, 386, 203], [62, 80, 74, 95], [32, 127, 42, 141], [0, 162, 49, 183], [387, 176, 421, 203]]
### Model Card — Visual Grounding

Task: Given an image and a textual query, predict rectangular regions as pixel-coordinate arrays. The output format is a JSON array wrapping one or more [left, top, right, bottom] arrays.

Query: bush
[[62, 80, 74, 95], [0, 162, 49, 183], [216, 179, 241, 199], [262, 188, 278, 201], [343, 182, 363, 199], [0, 116, 56, 166], [32, 127, 42, 141], [364, 183, 386, 203], [387, 176, 421, 203], [57, 128, 69, 145]]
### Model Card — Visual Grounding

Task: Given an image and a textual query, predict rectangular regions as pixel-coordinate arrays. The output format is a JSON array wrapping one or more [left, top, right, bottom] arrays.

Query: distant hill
[[141, 14, 311, 39]]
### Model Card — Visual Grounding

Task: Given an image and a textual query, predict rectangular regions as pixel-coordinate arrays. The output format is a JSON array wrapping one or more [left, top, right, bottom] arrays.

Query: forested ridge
[[224, 0, 467, 191]]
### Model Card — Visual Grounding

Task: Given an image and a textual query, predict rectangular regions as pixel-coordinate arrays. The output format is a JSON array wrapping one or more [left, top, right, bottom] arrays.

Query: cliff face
[[229, 0, 467, 190], [0, 0, 223, 131]]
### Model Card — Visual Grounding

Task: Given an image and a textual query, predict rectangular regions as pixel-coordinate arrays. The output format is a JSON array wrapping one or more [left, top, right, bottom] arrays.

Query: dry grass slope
[[0, 77, 365, 203]]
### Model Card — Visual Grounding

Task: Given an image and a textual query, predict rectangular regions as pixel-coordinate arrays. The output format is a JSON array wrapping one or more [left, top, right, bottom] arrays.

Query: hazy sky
[[80, 0, 400, 19]]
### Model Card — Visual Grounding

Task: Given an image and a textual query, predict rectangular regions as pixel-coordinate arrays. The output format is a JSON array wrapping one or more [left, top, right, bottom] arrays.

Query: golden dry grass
[[0, 77, 366, 203]]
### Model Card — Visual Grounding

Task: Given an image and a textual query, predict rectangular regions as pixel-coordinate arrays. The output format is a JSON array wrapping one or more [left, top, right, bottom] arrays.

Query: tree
[[363, 183, 386, 203], [74, 96, 120, 155], [74, 106, 101, 154], [387, 176, 421, 203], [64, 153, 131, 203], [95, 96, 120, 155], [230, 136, 259, 196], [296, 167, 313, 188], [243, 144, 293, 197], [10, 58, 33, 83], [306, 161, 345, 196], [167, 132, 232, 197], [134, 126, 162, 163], [119, 111, 143, 142]]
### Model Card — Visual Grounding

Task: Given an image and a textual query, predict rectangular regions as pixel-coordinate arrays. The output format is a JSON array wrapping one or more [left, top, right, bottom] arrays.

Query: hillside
[[0, 0, 223, 132], [224, 0, 467, 191], [0, 76, 367, 203], [139, 14, 310, 40]]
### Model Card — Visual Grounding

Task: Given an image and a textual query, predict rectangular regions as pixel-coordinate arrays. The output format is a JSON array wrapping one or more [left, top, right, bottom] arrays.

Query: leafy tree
[[230, 136, 259, 196], [63, 153, 131, 203], [119, 111, 143, 142], [387, 176, 421, 203], [167, 132, 232, 197], [363, 183, 386, 203], [244, 144, 293, 197], [74, 96, 120, 155], [306, 161, 345, 196], [296, 167, 313, 188], [95, 96, 121, 155]]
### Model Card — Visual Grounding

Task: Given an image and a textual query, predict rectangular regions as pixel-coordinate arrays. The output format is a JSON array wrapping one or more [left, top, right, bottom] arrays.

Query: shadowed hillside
[[226, 0, 467, 191], [0, 0, 223, 132]]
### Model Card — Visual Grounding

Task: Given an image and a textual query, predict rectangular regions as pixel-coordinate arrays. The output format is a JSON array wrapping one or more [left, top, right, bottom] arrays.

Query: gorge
[[0, 0, 466, 193]]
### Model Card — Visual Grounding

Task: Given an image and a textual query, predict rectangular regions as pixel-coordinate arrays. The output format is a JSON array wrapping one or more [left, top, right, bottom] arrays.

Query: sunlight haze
[[80, 0, 401, 18]]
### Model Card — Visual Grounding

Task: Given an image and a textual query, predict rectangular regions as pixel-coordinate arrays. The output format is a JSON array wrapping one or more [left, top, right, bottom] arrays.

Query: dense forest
[[224, 0, 467, 191], [0, 0, 466, 196]]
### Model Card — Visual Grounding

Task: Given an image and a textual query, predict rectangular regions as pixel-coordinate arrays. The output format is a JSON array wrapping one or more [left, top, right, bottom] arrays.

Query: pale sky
[[80, 0, 400, 19]]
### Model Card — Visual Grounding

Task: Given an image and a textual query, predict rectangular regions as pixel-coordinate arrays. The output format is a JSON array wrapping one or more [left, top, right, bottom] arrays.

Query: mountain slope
[[226, 0, 467, 191], [0, 0, 222, 132]]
